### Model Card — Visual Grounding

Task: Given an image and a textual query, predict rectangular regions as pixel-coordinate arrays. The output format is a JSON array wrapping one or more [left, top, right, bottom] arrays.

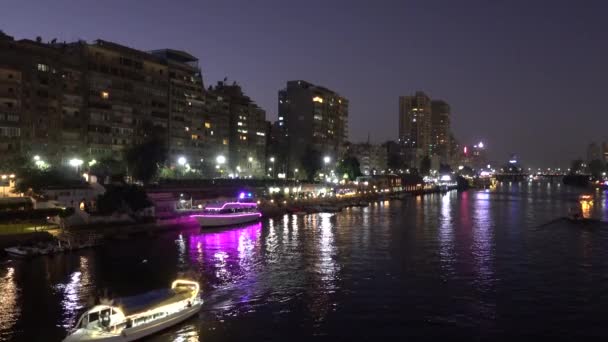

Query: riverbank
[[0, 186, 460, 251]]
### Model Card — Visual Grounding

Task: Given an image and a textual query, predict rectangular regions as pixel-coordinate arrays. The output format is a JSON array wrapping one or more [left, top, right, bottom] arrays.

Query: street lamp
[[269, 157, 276, 178], [177, 156, 187, 166], [323, 156, 331, 164], [33, 155, 40, 161], [69, 158, 83, 175], [216, 155, 226, 164]]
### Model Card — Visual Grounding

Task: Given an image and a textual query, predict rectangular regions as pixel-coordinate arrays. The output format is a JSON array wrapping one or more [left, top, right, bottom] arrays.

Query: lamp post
[[69, 158, 83, 176], [216, 155, 226, 177], [269, 157, 275, 178], [323, 156, 331, 181]]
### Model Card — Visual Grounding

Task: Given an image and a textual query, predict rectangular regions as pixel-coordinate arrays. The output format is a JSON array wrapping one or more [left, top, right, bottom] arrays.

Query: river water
[[1, 181, 608, 341]]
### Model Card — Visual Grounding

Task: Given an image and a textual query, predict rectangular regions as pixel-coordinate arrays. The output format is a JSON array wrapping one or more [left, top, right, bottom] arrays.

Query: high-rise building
[[398, 91, 432, 153], [431, 100, 451, 163], [83, 40, 170, 159], [211, 81, 267, 177], [587, 142, 602, 162], [0, 32, 87, 161], [602, 142, 608, 164], [278, 80, 348, 175], [0, 32, 234, 177]]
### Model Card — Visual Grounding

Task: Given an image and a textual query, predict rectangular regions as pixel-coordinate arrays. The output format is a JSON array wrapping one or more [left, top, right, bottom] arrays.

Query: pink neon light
[[205, 202, 258, 210], [190, 212, 262, 219]]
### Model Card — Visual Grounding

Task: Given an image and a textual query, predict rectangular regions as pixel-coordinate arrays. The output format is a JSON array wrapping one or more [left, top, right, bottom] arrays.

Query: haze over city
[[3, 0, 606, 166]]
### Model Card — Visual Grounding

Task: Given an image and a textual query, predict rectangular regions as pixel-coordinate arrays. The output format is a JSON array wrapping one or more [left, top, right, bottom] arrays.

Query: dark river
[[2, 181, 608, 341]]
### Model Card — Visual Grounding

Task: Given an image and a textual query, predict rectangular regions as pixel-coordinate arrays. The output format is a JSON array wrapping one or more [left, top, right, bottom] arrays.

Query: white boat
[[4, 246, 33, 258], [190, 202, 262, 227], [63, 279, 202, 342]]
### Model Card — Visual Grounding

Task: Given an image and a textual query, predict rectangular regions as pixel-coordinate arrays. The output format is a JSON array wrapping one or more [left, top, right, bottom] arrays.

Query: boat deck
[[116, 288, 193, 316]]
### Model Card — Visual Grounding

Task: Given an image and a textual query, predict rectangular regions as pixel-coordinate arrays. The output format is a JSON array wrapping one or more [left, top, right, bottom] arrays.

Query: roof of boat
[[114, 288, 192, 316], [205, 201, 257, 210]]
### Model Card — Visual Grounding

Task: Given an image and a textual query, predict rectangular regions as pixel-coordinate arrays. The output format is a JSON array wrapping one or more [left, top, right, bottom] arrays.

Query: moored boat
[[63, 279, 202, 342], [191, 202, 262, 227]]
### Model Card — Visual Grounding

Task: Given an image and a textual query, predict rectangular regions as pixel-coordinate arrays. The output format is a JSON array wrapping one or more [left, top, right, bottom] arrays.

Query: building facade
[[587, 142, 602, 163], [0, 32, 234, 178], [399, 91, 432, 153], [278, 80, 348, 175], [430, 100, 451, 163], [211, 81, 267, 177], [348, 142, 387, 175]]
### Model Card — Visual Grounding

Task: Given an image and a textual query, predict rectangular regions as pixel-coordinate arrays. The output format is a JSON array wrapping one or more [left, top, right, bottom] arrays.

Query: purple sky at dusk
[[2, 0, 607, 167]]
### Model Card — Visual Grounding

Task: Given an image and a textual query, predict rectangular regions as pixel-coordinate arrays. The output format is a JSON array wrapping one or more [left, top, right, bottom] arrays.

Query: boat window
[[88, 311, 99, 323]]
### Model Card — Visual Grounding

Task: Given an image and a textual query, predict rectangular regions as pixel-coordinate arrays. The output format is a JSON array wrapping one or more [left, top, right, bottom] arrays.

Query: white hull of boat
[[193, 213, 261, 227], [63, 302, 202, 342]]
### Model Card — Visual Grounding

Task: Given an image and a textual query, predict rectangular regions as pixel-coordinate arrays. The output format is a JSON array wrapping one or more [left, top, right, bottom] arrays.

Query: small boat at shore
[[191, 202, 261, 228], [63, 279, 202, 342]]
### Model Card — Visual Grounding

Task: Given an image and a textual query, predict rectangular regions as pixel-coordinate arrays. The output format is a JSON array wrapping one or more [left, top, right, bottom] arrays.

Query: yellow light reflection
[[0, 267, 19, 340]]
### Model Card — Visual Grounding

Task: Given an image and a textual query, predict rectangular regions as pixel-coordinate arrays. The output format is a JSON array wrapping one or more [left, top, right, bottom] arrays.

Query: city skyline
[[2, 0, 607, 166]]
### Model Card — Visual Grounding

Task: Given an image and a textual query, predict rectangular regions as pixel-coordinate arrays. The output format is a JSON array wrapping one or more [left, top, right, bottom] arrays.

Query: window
[[37, 63, 49, 72], [0, 126, 21, 137], [222, 138, 228, 145], [204, 122, 211, 128], [101, 91, 109, 99], [191, 134, 198, 140]]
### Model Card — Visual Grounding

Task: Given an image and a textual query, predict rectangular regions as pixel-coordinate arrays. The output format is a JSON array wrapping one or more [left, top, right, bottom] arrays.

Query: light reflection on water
[[4, 182, 608, 341], [54, 256, 94, 330], [0, 267, 19, 341]]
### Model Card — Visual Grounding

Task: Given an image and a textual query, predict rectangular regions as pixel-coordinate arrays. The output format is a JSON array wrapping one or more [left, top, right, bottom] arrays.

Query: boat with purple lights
[[191, 201, 262, 227]]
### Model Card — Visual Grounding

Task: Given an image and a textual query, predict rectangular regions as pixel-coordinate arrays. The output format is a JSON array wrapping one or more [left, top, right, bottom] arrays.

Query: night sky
[[2, 0, 607, 167]]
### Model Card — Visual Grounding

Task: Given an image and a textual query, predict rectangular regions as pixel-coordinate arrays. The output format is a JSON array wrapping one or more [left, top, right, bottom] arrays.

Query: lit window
[[312, 96, 323, 103], [222, 138, 228, 145], [191, 134, 198, 140], [101, 91, 109, 99], [210, 130, 214, 135], [278, 116, 283, 121], [237, 122, 243, 126], [256, 132, 265, 136], [204, 122, 211, 128], [37, 63, 49, 72], [185, 126, 190, 131]]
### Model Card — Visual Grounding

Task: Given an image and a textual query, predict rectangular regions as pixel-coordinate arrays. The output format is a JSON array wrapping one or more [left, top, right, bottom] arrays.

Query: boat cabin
[[75, 305, 126, 331], [202, 202, 258, 215]]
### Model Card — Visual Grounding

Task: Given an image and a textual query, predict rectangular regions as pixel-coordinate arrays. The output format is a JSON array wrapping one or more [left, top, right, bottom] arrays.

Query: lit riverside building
[[0, 31, 231, 173], [277, 80, 348, 176], [398, 91, 432, 166]]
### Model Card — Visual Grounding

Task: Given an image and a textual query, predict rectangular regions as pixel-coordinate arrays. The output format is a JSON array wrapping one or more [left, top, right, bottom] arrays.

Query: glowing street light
[[323, 156, 331, 164], [69, 158, 83, 168], [69, 158, 83, 174], [269, 157, 275, 163], [216, 155, 226, 164], [33, 155, 40, 161], [177, 156, 187, 166]]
